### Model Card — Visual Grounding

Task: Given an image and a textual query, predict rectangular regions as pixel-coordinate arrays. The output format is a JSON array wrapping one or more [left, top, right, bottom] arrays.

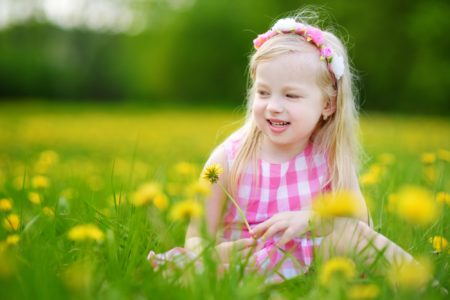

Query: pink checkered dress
[[148, 129, 330, 283]]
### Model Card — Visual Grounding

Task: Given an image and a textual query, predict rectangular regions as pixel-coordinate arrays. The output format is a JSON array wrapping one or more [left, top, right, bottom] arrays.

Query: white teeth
[[270, 120, 289, 126]]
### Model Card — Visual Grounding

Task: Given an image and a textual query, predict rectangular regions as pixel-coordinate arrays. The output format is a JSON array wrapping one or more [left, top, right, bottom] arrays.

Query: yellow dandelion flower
[[13, 175, 27, 190], [388, 258, 432, 290], [421, 152, 436, 164], [42, 207, 55, 218], [423, 167, 437, 184], [174, 162, 197, 177], [437, 149, 450, 162], [396, 186, 438, 226], [3, 214, 20, 231], [169, 199, 203, 221], [62, 262, 93, 292], [28, 192, 42, 205], [348, 283, 380, 300], [0, 198, 13, 211], [313, 191, 363, 218], [39, 150, 59, 165], [67, 224, 104, 242], [387, 193, 398, 213], [185, 180, 211, 197], [319, 257, 356, 285], [153, 193, 169, 211], [132, 182, 161, 207], [359, 164, 383, 187], [202, 164, 223, 184], [429, 236, 448, 254], [378, 153, 395, 166], [6, 234, 20, 246], [31, 175, 50, 189], [436, 192, 450, 205]]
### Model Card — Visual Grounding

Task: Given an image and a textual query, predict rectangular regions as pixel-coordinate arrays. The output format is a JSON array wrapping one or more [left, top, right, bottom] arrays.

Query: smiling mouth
[[267, 120, 291, 127]]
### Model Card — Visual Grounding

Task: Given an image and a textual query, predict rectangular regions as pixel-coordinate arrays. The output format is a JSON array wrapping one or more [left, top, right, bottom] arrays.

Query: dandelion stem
[[217, 182, 252, 233]]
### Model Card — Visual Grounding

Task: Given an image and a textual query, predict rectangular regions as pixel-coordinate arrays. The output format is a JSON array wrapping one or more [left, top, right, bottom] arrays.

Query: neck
[[259, 136, 310, 163]]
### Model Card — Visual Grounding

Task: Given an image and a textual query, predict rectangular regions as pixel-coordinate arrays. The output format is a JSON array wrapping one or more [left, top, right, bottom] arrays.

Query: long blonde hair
[[228, 14, 361, 196]]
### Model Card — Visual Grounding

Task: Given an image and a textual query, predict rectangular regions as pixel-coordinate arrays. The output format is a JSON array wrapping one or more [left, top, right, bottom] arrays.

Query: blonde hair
[[228, 13, 361, 196]]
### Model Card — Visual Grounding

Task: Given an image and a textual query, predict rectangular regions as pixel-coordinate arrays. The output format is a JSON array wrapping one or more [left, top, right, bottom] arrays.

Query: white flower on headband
[[272, 18, 298, 32], [330, 54, 345, 80]]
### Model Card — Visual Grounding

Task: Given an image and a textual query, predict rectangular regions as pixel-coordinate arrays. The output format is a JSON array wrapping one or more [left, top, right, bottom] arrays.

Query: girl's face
[[252, 52, 328, 153]]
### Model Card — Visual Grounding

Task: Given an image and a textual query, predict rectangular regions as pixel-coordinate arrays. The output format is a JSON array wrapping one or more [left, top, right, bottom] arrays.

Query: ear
[[322, 97, 336, 119]]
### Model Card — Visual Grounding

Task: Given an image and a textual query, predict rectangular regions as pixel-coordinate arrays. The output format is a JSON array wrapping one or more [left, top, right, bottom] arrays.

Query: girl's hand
[[251, 211, 314, 247], [215, 238, 257, 263]]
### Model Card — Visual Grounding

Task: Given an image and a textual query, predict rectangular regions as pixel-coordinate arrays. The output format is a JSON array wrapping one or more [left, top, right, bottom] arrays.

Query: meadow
[[0, 102, 449, 300]]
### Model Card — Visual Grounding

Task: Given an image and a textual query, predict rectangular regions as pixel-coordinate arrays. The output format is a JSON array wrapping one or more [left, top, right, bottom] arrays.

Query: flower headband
[[253, 18, 345, 80]]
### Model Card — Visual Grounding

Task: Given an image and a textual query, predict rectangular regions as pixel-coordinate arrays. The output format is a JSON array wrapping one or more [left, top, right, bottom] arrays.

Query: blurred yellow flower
[[6, 234, 20, 246], [0, 198, 13, 211], [313, 191, 363, 218], [34, 150, 59, 173], [42, 206, 55, 218], [28, 192, 42, 205], [202, 164, 223, 184], [437, 149, 450, 162], [185, 180, 211, 197], [169, 199, 203, 221], [396, 186, 438, 226], [174, 161, 197, 177], [359, 164, 383, 187], [436, 192, 450, 205], [388, 259, 432, 290], [31, 175, 50, 189], [3, 214, 20, 231], [423, 167, 436, 184], [386, 193, 398, 213], [319, 257, 356, 285], [132, 182, 161, 207], [67, 224, 104, 242], [421, 152, 436, 164], [153, 193, 169, 211], [428, 236, 448, 254], [62, 261, 93, 292], [348, 283, 380, 300], [378, 153, 395, 166]]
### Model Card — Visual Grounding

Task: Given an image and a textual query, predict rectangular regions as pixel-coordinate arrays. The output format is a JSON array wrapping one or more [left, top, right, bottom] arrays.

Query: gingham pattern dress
[[148, 129, 330, 283]]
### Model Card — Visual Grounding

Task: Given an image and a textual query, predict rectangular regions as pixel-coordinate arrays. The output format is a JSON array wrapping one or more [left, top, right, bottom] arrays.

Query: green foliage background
[[0, 0, 449, 114]]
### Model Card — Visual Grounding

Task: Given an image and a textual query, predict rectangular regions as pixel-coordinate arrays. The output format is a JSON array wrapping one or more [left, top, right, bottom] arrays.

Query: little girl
[[148, 13, 418, 283]]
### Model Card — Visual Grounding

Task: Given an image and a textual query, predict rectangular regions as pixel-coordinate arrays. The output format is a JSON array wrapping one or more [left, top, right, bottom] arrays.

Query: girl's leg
[[318, 218, 414, 266]]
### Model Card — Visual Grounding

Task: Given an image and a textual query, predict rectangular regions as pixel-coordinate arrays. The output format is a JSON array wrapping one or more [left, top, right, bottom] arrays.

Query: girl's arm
[[184, 145, 228, 254]]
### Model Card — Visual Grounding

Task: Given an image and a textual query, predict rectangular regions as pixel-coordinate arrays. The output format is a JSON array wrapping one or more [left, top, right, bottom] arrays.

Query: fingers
[[276, 227, 297, 247], [261, 220, 287, 242], [252, 215, 280, 238], [233, 238, 257, 250]]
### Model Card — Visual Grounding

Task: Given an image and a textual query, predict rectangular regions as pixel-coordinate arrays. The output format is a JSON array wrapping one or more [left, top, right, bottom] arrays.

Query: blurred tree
[[0, 0, 448, 114]]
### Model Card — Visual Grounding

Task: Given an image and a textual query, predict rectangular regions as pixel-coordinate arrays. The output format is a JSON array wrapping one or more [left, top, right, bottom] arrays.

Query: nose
[[267, 97, 284, 113]]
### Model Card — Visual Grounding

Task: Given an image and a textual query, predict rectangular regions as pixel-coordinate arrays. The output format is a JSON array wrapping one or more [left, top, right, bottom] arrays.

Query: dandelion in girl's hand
[[429, 236, 448, 254], [202, 164, 223, 184], [67, 224, 104, 242], [169, 199, 203, 221], [202, 164, 251, 233], [319, 257, 356, 285]]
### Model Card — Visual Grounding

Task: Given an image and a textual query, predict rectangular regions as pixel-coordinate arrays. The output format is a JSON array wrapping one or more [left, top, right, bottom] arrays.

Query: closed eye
[[286, 94, 301, 99], [257, 90, 270, 97]]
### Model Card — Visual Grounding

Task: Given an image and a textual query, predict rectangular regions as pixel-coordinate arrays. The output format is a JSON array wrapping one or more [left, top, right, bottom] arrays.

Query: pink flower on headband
[[306, 27, 324, 46], [320, 47, 332, 61], [252, 18, 345, 80]]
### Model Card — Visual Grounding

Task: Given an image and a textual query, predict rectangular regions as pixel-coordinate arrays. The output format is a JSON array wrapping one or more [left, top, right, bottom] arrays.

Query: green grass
[[0, 102, 449, 299]]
